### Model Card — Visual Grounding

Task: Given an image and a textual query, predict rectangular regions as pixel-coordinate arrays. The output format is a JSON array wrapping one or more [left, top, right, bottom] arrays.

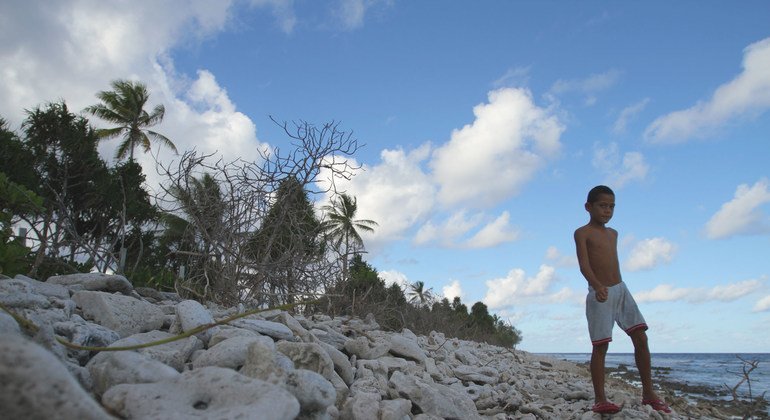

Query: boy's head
[[585, 185, 615, 224], [587, 185, 614, 204]]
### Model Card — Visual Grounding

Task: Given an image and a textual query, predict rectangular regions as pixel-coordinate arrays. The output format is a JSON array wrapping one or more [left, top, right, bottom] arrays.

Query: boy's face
[[585, 193, 615, 225]]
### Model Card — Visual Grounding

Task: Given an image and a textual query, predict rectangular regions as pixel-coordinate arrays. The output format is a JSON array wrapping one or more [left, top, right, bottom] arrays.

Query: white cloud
[[636, 279, 763, 303], [334, 0, 366, 29], [379, 269, 409, 289], [548, 287, 580, 304], [483, 265, 556, 309], [644, 37, 770, 143], [624, 237, 676, 271], [414, 211, 481, 247], [0, 1, 235, 126], [251, 0, 297, 33], [753, 294, 770, 312], [550, 70, 621, 96], [321, 145, 436, 243], [442, 280, 464, 301], [430, 88, 564, 208], [635, 284, 691, 303], [545, 246, 577, 267], [414, 210, 519, 249], [493, 66, 532, 88], [705, 178, 770, 239], [330, 0, 392, 31], [0, 1, 283, 191], [465, 211, 519, 248], [613, 98, 650, 134], [705, 279, 762, 302], [592, 143, 649, 188]]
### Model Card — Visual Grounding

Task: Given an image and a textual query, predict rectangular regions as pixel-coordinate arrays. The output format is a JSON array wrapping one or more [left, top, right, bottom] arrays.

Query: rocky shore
[[0, 273, 742, 419]]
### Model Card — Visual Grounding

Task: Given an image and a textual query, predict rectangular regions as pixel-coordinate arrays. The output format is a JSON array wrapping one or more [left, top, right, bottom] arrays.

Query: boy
[[574, 185, 671, 414]]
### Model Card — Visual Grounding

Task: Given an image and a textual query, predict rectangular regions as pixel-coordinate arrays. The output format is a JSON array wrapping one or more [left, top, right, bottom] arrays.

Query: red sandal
[[642, 398, 671, 413], [592, 401, 622, 414]]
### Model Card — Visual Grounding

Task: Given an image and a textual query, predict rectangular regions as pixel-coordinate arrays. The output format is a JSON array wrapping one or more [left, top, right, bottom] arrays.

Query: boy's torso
[[582, 225, 622, 287]]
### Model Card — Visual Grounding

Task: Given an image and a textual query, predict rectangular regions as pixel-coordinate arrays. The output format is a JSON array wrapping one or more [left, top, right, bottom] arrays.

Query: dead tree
[[154, 119, 361, 306]]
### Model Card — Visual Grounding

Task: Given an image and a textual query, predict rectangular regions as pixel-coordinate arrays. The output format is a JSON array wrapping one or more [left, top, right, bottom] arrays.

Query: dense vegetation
[[0, 80, 521, 348]]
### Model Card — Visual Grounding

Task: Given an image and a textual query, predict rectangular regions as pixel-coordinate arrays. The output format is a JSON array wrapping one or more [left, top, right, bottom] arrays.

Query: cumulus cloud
[[430, 88, 564, 209], [465, 212, 520, 248], [321, 145, 436, 243], [592, 143, 649, 188], [0, 0, 286, 191], [483, 265, 556, 309], [705, 279, 763, 302], [414, 211, 519, 249], [545, 246, 577, 267], [624, 237, 676, 271], [442, 280, 464, 301], [0, 1, 234, 125], [333, 0, 367, 29], [644, 37, 770, 143], [379, 269, 409, 289], [493, 66, 531, 88], [613, 98, 650, 134], [414, 211, 481, 247], [705, 178, 770, 239], [548, 70, 621, 106], [634, 284, 691, 302], [753, 294, 770, 312], [636, 279, 763, 303]]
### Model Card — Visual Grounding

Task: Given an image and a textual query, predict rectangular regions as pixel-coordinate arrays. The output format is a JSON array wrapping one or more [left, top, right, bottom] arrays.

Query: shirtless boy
[[574, 185, 671, 414]]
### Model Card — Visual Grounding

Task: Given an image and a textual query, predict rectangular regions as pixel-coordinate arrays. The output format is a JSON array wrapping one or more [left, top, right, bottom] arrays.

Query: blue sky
[[2, 1, 769, 353]]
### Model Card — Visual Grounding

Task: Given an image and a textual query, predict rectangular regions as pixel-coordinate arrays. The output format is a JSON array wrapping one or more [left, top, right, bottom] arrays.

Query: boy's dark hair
[[587, 185, 614, 203]]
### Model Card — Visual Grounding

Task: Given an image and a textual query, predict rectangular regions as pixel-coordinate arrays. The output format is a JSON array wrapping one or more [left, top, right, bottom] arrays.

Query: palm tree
[[407, 280, 434, 307], [321, 193, 377, 280], [85, 79, 177, 161]]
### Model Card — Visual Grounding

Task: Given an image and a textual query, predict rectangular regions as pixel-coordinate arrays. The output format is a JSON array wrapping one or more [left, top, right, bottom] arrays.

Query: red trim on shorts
[[592, 337, 612, 346], [625, 323, 648, 335]]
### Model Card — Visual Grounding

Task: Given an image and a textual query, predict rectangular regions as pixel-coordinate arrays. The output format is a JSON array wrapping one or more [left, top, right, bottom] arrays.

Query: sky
[[1, 1, 769, 353]]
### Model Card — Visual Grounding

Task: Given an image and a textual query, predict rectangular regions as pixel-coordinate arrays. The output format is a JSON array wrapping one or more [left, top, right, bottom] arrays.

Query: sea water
[[543, 353, 770, 401]]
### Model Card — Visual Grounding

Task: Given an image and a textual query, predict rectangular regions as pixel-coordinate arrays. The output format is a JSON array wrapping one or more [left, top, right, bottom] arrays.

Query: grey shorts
[[586, 282, 647, 346]]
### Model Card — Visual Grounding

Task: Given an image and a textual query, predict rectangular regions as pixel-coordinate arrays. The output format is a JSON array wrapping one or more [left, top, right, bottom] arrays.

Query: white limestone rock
[[388, 370, 481, 420], [452, 364, 500, 384], [47, 272, 133, 295], [109, 330, 203, 371], [175, 299, 219, 344], [231, 317, 295, 340], [276, 341, 336, 381], [192, 334, 273, 370], [344, 335, 390, 360], [284, 369, 336, 414], [0, 310, 21, 335], [340, 391, 381, 420], [240, 338, 289, 384], [0, 335, 112, 420], [319, 340, 355, 385], [72, 290, 165, 337], [101, 366, 300, 420], [14, 274, 71, 299], [389, 333, 427, 363], [87, 350, 180, 396]]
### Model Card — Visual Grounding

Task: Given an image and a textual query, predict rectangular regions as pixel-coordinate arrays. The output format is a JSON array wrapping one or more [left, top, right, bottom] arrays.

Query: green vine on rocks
[[1, 299, 318, 352], [0, 302, 39, 333]]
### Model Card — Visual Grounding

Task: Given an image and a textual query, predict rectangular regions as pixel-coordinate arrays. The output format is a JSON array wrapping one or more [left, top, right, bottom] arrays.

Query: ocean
[[543, 353, 770, 403]]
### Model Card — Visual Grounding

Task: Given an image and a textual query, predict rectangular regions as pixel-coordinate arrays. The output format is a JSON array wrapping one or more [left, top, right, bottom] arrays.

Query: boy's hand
[[595, 286, 608, 302]]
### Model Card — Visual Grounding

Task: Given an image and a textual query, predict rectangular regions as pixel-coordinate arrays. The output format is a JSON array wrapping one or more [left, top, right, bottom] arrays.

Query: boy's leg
[[629, 329, 655, 400], [591, 342, 609, 403], [630, 330, 671, 412]]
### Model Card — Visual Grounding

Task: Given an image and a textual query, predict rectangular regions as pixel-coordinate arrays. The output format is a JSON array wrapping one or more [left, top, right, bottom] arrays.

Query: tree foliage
[[0, 84, 523, 349], [85, 79, 177, 161]]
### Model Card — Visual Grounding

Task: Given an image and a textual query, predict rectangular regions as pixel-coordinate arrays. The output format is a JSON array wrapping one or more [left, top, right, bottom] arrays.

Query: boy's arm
[[574, 228, 608, 302]]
